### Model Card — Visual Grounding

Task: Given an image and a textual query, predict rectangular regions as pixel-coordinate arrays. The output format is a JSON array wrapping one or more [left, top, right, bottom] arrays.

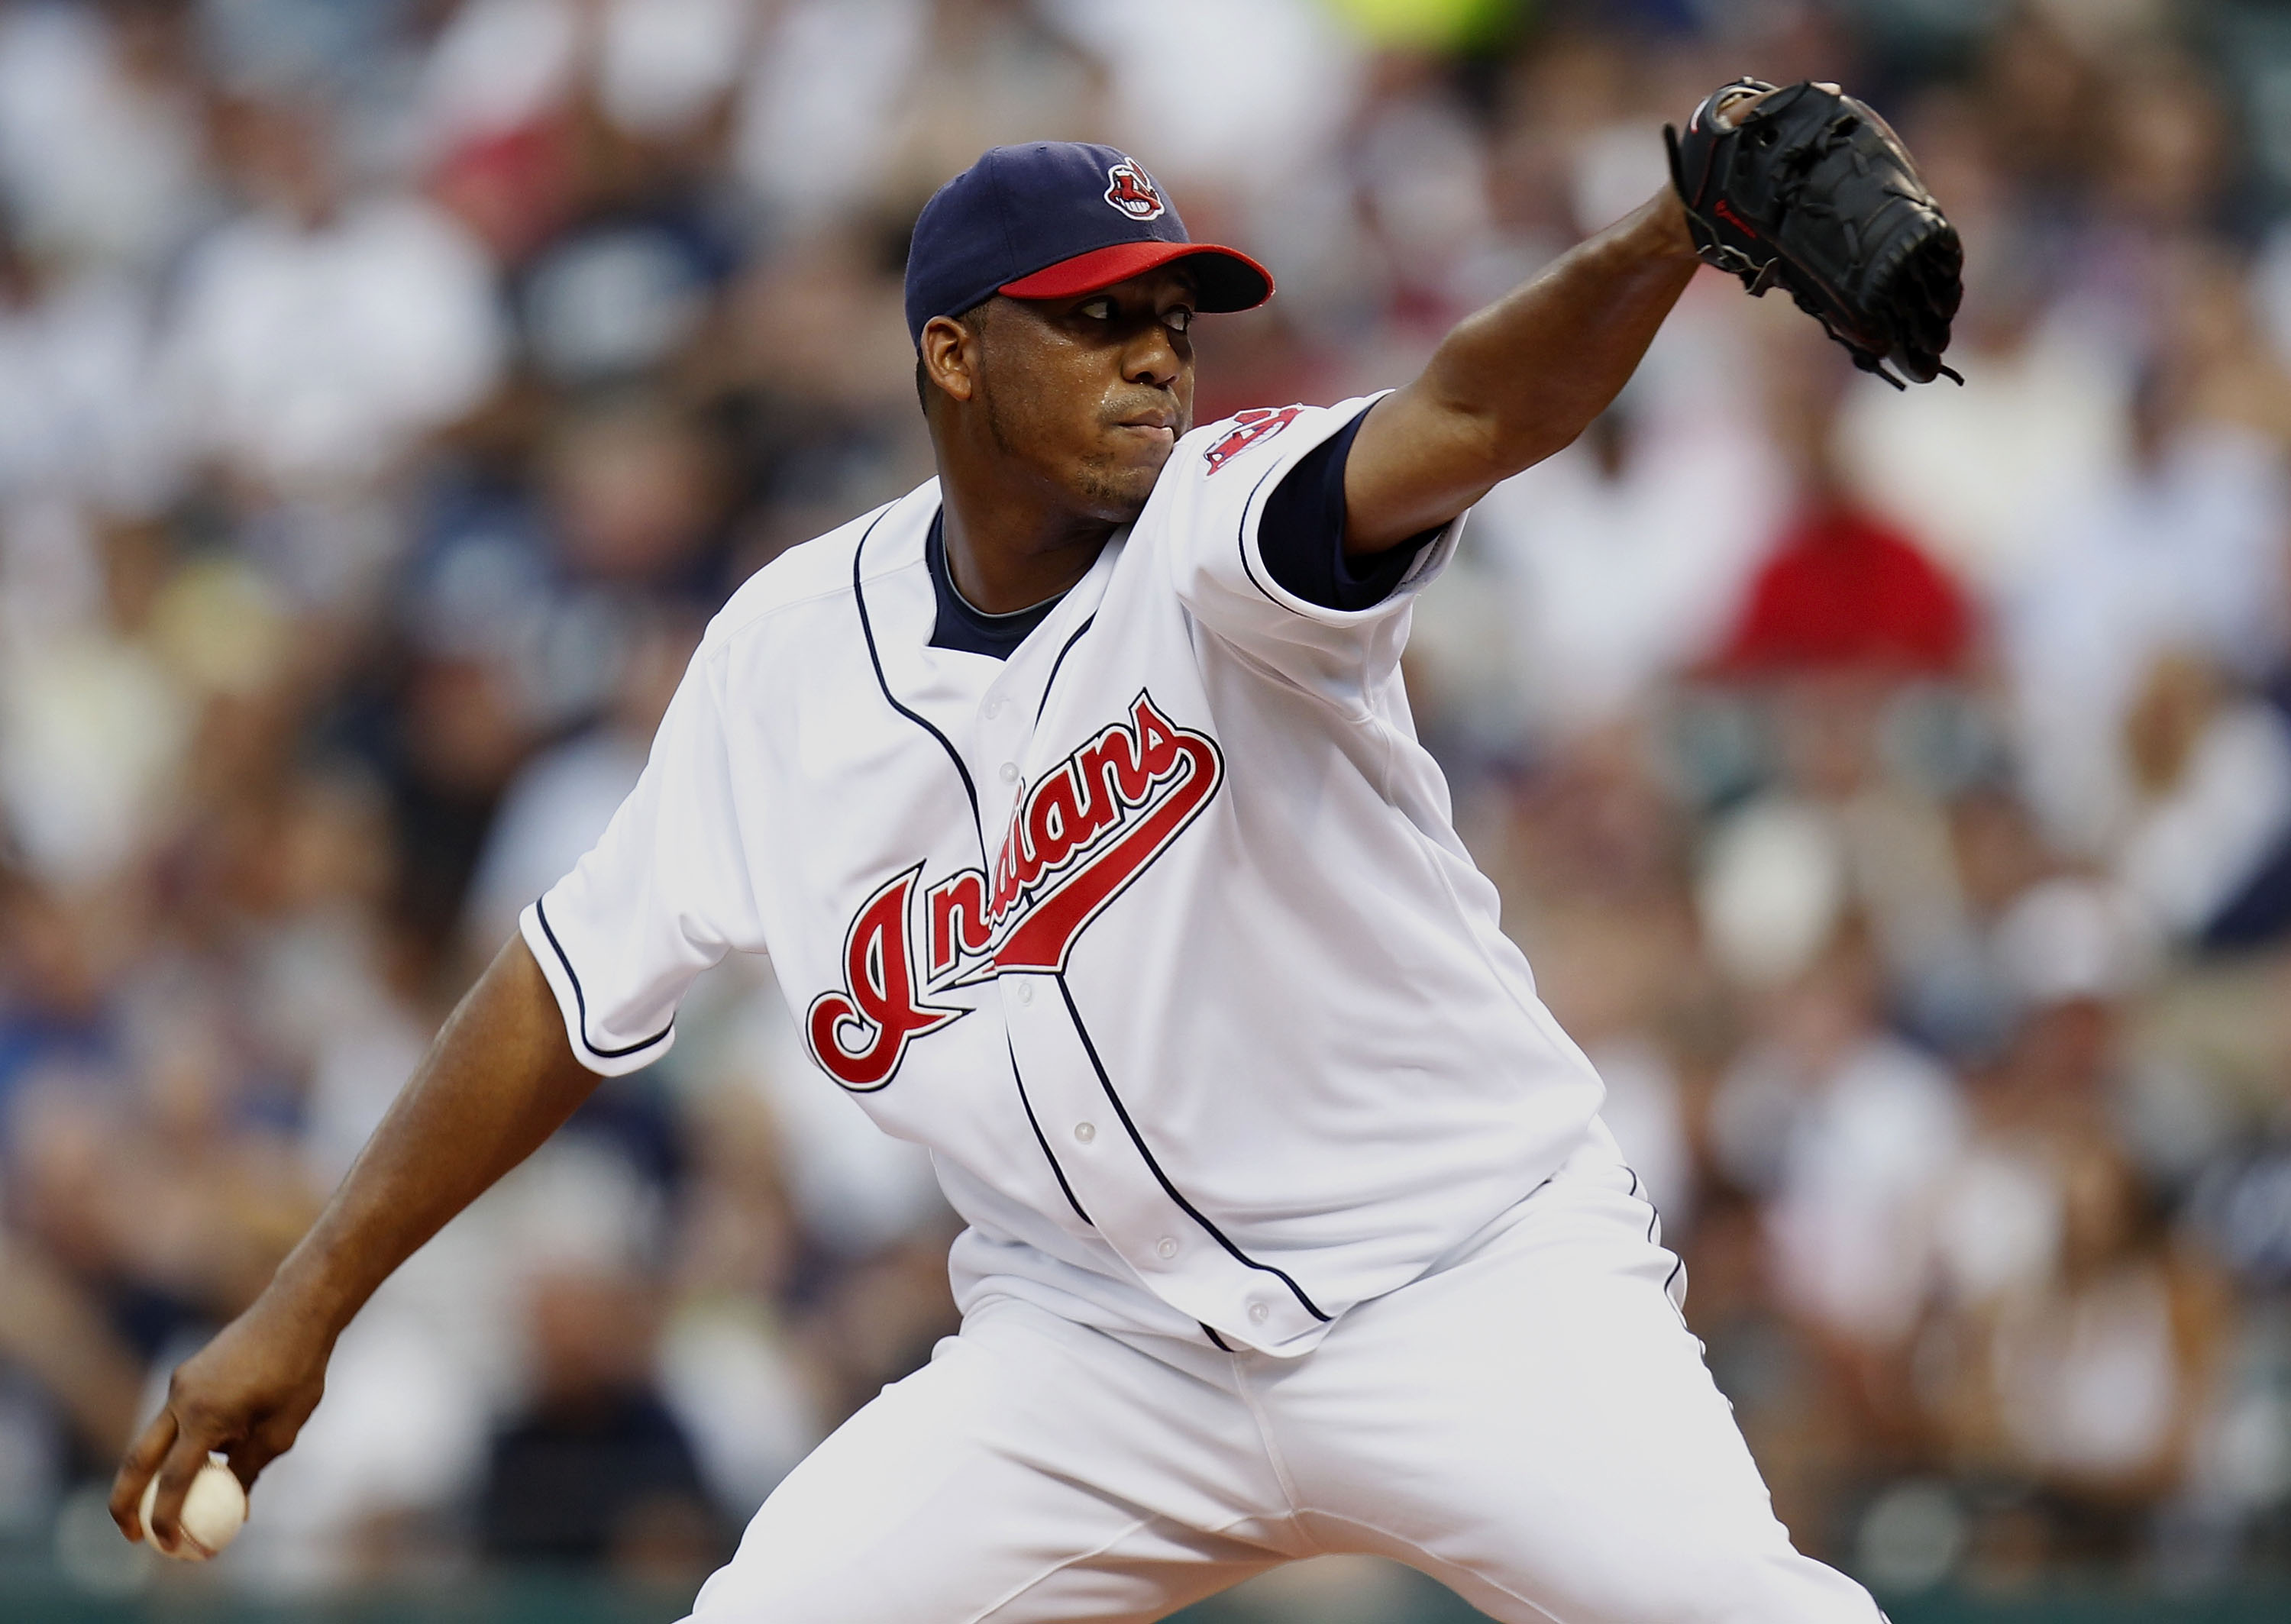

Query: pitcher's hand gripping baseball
[[108, 1290, 331, 1556], [1667, 77, 1963, 388]]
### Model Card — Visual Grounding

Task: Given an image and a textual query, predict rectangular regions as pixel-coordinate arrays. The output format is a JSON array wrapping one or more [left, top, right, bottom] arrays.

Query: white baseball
[[137, 1455, 247, 1559]]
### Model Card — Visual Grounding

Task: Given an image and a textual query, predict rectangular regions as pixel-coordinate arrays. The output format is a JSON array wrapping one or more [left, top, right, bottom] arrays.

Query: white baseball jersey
[[522, 393, 1607, 1355]]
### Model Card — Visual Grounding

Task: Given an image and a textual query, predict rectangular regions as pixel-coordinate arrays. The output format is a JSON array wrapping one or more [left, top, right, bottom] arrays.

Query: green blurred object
[[1316, 0, 1524, 51], [1882, 1588, 2291, 1624], [8, 1563, 2291, 1624], [0, 1562, 688, 1624]]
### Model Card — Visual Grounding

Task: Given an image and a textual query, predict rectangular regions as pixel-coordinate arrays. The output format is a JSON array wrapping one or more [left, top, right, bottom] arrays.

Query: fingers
[[225, 1423, 286, 1486], [220, 1442, 263, 1493], [109, 1406, 177, 1543], [144, 1425, 223, 1555], [228, 1372, 323, 1486], [1713, 87, 1772, 131]]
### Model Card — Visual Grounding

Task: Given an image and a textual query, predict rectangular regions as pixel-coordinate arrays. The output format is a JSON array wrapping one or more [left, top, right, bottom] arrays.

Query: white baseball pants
[[682, 1132, 1882, 1623]]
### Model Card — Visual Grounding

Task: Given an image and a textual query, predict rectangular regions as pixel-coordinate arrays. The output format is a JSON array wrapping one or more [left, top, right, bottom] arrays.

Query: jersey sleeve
[[1256, 407, 1443, 610], [1157, 392, 1462, 689], [519, 641, 766, 1077]]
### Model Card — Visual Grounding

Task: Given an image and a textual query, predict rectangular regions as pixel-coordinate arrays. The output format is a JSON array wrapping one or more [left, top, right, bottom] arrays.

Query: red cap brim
[[999, 240, 1273, 311]]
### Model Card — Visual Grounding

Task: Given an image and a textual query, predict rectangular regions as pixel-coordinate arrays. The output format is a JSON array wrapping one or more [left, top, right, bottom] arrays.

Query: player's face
[[976, 268, 1198, 523]]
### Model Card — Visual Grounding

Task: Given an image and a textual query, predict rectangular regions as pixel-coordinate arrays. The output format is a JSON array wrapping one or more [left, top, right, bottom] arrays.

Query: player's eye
[[1080, 297, 1115, 322], [1164, 307, 1194, 334]]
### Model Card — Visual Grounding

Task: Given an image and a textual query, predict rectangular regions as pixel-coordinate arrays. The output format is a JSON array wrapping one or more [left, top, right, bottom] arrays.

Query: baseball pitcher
[[118, 82, 1957, 1623]]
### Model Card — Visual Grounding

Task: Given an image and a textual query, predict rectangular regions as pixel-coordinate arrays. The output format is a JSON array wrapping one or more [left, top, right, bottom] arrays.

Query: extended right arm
[[1339, 86, 1782, 553], [109, 935, 602, 1553]]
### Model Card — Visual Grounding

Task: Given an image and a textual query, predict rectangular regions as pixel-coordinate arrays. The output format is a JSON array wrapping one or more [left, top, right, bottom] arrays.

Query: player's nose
[[1120, 324, 1185, 390]]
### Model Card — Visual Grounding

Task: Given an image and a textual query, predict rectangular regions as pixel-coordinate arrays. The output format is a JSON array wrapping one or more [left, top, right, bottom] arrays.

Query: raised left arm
[[1341, 189, 1699, 554]]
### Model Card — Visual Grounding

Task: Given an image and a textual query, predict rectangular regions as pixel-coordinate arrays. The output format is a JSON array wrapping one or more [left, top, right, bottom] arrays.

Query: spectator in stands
[[479, 1261, 720, 1580], [1715, 341, 1973, 681]]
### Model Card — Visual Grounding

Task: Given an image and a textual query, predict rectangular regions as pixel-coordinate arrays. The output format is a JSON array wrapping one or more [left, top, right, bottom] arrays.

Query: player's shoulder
[[702, 483, 936, 654], [1166, 395, 1385, 489]]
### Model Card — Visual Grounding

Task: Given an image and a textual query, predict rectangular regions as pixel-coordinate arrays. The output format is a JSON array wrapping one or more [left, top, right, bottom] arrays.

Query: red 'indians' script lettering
[[804, 865, 961, 1090], [803, 693, 1223, 1090]]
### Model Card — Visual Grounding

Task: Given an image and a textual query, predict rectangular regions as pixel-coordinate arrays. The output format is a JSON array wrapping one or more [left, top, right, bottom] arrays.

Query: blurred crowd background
[[5, 0, 2291, 1613]]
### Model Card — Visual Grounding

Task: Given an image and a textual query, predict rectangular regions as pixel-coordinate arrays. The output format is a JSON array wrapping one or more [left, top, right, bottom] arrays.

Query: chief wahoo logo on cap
[[1104, 160, 1165, 221]]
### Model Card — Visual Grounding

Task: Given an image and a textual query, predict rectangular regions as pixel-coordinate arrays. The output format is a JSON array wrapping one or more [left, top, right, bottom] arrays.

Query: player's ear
[[919, 313, 982, 408]]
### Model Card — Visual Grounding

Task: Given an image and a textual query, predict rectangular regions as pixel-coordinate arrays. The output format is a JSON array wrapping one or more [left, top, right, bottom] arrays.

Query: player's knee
[[680, 1552, 839, 1624], [1621, 1540, 1882, 1624], [681, 1573, 842, 1624], [680, 1533, 953, 1624]]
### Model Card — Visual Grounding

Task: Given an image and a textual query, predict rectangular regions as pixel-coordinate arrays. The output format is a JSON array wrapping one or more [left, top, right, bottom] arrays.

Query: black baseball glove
[[1666, 78, 1963, 389]]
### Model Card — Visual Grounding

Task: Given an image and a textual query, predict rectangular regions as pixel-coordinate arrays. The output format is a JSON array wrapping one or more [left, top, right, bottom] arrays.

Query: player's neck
[[936, 474, 1120, 615]]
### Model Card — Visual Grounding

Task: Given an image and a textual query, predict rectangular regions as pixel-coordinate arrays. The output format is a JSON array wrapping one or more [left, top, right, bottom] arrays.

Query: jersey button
[[1014, 982, 1033, 1005], [1155, 1237, 1179, 1260], [984, 699, 1003, 718], [1073, 1122, 1096, 1143], [998, 761, 1019, 783], [1247, 1302, 1270, 1325]]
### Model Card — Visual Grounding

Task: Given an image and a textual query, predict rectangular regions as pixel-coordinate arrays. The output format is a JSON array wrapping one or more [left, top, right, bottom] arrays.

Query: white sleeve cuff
[[520, 899, 678, 1077], [1240, 508, 1465, 628]]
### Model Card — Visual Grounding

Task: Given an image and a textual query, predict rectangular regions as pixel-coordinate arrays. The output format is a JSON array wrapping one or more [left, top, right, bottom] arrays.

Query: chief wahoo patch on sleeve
[[1204, 406, 1301, 475], [805, 692, 1223, 1090]]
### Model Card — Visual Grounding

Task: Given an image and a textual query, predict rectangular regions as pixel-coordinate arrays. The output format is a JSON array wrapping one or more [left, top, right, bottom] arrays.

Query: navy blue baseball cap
[[903, 142, 1273, 347]]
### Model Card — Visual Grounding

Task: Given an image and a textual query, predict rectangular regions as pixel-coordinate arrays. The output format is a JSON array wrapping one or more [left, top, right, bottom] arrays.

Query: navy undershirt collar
[[926, 510, 1065, 660]]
